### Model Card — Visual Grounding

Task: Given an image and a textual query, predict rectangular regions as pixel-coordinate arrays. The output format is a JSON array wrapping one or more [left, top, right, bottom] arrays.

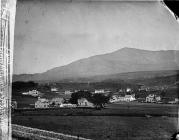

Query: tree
[[91, 94, 110, 109], [160, 90, 166, 97], [12, 81, 38, 96], [50, 102, 56, 107], [12, 81, 38, 91], [37, 84, 51, 92], [70, 90, 92, 104], [70, 91, 110, 109]]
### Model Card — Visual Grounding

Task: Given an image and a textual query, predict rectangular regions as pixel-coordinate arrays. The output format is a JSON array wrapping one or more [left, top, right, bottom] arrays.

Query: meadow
[[12, 103, 178, 140], [12, 115, 177, 140]]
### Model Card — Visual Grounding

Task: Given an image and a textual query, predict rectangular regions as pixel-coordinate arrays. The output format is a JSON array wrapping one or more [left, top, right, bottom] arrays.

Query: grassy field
[[12, 103, 178, 140], [12, 115, 177, 140], [12, 95, 38, 108]]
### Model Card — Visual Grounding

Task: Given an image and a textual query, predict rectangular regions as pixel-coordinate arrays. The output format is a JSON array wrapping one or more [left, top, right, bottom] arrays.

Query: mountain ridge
[[13, 47, 179, 82]]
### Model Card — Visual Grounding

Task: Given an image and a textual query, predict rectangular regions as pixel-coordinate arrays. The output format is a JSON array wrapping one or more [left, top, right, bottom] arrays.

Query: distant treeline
[[12, 81, 52, 96], [127, 74, 179, 87], [53, 82, 137, 91], [12, 81, 136, 92], [12, 73, 179, 98], [12, 81, 38, 91]]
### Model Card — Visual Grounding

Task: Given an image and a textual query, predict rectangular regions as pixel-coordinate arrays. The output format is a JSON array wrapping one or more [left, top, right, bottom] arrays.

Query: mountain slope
[[13, 47, 179, 82]]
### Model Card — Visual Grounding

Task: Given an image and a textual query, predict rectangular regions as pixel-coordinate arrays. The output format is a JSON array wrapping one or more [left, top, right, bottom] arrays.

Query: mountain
[[13, 47, 179, 82]]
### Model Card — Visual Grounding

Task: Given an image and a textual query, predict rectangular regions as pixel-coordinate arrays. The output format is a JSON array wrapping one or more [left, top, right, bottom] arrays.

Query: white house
[[50, 97, 64, 107], [30, 90, 40, 97], [35, 98, 49, 108], [146, 94, 161, 103], [51, 87, 58, 92], [168, 98, 179, 104], [175, 98, 179, 102], [22, 90, 40, 97], [110, 94, 135, 103], [146, 94, 155, 103], [126, 88, 132, 93], [155, 96, 161, 102], [74, 90, 80, 92], [22, 92, 29, 95], [64, 90, 73, 95], [124, 94, 136, 102], [110, 95, 119, 103], [78, 98, 94, 107], [94, 89, 105, 94], [60, 103, 77, 108]]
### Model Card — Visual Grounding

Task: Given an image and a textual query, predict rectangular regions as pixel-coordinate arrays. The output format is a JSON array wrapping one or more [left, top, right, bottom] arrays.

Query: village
[[11, 84, 179, 110], [11, 82, 179, 140]]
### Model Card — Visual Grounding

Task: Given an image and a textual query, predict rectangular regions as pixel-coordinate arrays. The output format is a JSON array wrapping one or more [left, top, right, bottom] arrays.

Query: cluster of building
[[138, 85, 169, 92], [110, 92, 179, 104], [168, 98, 179, 104], [145, 94, 161, 103], [22, 90, 40, 97], [35, 97, 66, 108], [110, 94, 136, 103], [35, 97, 94, 108], [15, 85, 178, 109], [56, 89, 112, 95], [93, 89, 111, 94]]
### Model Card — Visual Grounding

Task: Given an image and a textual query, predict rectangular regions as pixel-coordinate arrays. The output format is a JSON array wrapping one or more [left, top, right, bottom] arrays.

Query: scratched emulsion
[[161, 1, 179, 133], [1, 0, 10, 139], [1, 0, 16, 140], [14, 0, 179, 75], [12, 0, 179, 140]]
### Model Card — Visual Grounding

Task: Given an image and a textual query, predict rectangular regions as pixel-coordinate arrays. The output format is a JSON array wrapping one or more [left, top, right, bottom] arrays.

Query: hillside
[[13, 47, 179, 82]]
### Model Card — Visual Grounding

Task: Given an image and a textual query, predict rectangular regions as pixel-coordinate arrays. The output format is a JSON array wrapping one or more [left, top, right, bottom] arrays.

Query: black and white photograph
[[1, 0, 179, 139]]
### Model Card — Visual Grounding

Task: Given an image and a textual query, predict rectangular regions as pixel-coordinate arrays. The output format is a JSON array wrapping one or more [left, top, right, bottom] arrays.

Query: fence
[[12, 124, 91, 140]]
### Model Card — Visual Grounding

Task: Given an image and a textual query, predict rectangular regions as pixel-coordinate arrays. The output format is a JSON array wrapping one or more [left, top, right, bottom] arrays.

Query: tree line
[[70, 91, 111, 109]]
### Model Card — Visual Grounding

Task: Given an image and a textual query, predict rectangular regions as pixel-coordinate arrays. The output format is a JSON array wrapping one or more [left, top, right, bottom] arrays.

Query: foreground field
[[12, 103, 178, 140], [12, 115, 177, 140]]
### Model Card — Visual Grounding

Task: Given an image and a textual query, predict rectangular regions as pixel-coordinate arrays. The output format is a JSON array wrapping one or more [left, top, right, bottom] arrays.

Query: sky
[[14, 0, 179, 74]]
